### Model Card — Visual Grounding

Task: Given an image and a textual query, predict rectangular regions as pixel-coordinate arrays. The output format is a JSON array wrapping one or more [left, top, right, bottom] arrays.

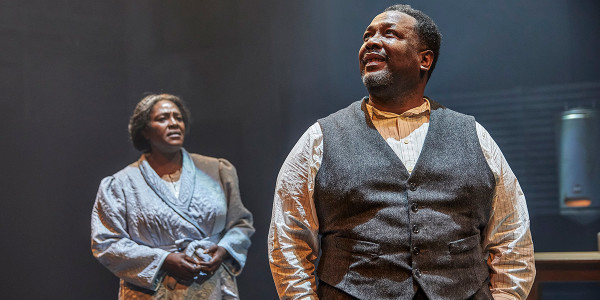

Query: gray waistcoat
[[314, 99, 496, 300]]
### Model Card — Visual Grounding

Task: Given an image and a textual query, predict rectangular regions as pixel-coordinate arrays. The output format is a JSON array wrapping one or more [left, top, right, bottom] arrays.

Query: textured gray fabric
[[314, 99, 495, 300]]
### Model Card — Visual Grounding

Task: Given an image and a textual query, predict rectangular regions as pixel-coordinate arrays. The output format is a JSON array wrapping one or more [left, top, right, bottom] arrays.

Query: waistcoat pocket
[[335, 236, 381, 257], [448, 234, 480, 254], [448, 234, 489, 285]]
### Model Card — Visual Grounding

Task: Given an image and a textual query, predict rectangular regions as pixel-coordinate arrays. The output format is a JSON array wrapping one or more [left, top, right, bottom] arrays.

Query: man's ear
[[419, 49, 434, 72]]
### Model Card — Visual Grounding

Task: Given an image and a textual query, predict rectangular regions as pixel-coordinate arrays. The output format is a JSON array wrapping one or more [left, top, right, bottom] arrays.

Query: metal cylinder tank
[[559, 108, 600, 217]]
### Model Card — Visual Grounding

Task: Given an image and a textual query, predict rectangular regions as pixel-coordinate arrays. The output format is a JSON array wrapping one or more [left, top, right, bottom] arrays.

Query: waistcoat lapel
[[356, 99, 412, 179]]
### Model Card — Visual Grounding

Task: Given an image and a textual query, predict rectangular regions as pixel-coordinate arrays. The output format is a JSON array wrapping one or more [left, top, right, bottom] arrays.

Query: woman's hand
[[162, 252, 202, 281], [198, 245, 229, 274]]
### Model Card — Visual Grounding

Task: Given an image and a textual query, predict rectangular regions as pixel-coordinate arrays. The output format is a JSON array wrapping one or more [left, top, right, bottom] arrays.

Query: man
[[269, 4, 535, 300]]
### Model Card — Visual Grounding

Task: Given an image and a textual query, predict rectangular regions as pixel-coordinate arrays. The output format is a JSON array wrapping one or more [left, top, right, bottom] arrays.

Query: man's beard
[[361, 69, 393, 89]]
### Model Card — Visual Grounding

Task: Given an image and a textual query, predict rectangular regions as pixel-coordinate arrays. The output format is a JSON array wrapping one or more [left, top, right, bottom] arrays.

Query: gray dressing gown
[[91, 149, 254, 299]]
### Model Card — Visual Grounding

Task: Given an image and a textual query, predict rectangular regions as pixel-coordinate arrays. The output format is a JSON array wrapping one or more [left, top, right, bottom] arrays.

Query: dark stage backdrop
[[1, 0, 599, 299]]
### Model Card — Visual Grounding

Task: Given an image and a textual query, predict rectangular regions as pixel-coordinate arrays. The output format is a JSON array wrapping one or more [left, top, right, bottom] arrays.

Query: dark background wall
[[1, 0, 599, 299]]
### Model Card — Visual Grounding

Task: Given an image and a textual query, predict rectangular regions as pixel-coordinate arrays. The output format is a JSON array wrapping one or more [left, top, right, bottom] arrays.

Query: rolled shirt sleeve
[[477, 123, 536, 300], [269, 123, 322, 299]]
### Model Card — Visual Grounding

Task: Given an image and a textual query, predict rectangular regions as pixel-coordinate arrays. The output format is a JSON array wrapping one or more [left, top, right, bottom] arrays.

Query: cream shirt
[[269, 99, 535, 300]]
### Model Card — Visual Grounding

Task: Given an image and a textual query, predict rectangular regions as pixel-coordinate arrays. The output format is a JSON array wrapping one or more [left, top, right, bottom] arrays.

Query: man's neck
[[368, 90, 425, 115], [366, 79, 427, 114]]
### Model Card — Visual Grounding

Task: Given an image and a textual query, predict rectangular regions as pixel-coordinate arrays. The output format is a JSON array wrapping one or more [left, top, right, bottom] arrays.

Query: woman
[[91, 94, 254, 299]]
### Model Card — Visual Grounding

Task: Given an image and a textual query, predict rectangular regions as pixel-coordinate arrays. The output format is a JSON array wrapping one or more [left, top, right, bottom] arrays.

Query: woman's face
[[143, 100, 186, 154]]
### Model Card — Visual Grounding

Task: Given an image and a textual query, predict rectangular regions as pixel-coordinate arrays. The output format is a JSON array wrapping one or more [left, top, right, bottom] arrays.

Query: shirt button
[[412, 225, 420, 234], [412, 247, 420, 255], [409, 182, 417, 191], [411, 203, 419, 213], [414, 268, 422, 278], [404, 139, 409, 144]]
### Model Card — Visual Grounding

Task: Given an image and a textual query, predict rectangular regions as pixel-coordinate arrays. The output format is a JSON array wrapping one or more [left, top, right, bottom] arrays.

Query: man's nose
[[365, 33, 383, 49]]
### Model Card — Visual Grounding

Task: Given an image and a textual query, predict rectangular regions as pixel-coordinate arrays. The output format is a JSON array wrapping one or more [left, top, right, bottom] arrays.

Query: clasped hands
[[162, 244, 228, 282]]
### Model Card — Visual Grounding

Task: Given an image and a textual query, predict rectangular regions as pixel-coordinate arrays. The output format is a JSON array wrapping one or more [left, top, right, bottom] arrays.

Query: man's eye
[[363, 34, 371, 41]]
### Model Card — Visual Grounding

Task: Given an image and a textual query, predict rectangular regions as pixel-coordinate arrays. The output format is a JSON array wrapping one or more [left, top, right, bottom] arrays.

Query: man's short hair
[[384, 4, 442, 80]]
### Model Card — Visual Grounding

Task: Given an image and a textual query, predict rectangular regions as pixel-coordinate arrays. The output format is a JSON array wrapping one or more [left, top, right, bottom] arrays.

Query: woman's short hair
[[128, 93, 191, 152]]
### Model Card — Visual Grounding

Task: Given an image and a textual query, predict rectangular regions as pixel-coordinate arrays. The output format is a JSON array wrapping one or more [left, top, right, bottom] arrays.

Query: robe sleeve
[[91, 176, 170, 291], [216, 159, 255, 276]]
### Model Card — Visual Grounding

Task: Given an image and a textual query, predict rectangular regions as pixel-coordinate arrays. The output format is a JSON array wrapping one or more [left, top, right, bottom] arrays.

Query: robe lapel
[[139, 149, 208, 237], [178, 149, 196, 206]]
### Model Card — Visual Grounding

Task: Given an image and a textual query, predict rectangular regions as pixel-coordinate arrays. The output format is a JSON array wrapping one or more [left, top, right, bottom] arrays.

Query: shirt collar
[[365, 98, 431, 120]]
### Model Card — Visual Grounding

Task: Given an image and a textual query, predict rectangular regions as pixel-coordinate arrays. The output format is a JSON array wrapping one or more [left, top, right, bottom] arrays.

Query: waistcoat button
[[414, 268, 422, 277], [412, 225, 420, 234], [411, 203, 419, 212], [409, 182, 417, 191], [412, 247, 420, 255]]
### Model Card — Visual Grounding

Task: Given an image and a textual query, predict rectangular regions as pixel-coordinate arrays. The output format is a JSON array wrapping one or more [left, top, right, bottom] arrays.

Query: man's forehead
[[367, 11, 416, 30]]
